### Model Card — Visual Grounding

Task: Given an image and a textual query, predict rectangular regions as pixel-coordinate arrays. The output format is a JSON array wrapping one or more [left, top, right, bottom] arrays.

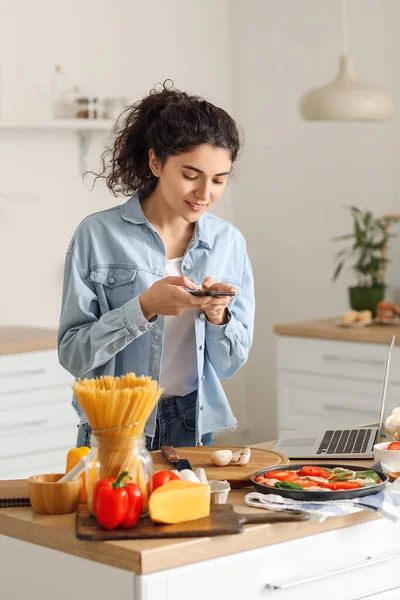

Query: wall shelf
[[0, 119, 113, 131], [0, 119, 114, 174]]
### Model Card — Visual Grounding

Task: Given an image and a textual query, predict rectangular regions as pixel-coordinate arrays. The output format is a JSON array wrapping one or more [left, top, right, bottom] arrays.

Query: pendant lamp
[[299, 0, 394, 121]]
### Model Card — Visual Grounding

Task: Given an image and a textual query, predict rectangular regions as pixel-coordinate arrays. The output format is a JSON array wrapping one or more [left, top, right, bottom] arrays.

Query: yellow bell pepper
[[66, 446, 91, 503]]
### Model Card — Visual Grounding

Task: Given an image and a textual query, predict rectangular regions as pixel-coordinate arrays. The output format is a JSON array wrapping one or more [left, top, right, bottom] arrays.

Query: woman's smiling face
[[149, 144, 232, 222]]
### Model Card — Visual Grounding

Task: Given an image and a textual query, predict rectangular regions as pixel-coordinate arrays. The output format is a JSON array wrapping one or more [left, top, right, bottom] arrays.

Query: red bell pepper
[[93, 471, 143, 530]]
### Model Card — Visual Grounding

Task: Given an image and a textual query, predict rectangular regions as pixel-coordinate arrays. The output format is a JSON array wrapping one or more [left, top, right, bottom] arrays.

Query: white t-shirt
[[158, 257, 198, 397]]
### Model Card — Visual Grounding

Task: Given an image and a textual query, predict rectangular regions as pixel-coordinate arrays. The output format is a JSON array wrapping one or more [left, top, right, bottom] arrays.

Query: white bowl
[[373, 442, 400, 471]]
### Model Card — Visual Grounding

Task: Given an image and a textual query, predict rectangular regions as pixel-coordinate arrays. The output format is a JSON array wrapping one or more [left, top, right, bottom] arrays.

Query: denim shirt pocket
[[90, 266, 138, 314]]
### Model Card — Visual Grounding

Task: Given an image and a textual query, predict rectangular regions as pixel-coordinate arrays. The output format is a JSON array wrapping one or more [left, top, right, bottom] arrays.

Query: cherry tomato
[[151, 470, 180, 491], [387, 442, 400, 451], [298, 466, 330, 478]]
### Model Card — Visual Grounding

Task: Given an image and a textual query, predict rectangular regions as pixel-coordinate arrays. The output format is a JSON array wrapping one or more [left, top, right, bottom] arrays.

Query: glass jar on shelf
[[85, 429, 152, 516], [75, 96, 99, 119], [103, 97, 128, 121]]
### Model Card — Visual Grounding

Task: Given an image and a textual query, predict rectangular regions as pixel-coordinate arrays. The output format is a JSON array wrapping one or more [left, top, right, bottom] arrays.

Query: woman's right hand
[[139, 276, 213, 320]]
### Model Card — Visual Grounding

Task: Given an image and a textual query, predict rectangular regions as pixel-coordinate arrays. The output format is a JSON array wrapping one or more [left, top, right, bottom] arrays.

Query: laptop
[[273, 335, 395, 459]]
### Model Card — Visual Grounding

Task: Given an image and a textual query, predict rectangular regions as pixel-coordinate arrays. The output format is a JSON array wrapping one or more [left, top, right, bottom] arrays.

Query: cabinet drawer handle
[[321, 355, 385, 367], [0, 368, 46, 379], [0, 418, 49, 431], [265, 549, 400, 590]]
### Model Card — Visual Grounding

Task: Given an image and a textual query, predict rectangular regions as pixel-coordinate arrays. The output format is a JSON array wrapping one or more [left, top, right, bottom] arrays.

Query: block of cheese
[[149, 479, 211, 524]]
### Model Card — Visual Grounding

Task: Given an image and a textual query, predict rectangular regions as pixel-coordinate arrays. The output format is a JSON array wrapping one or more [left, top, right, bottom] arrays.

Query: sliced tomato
[[265, 470, 298, 481], [325, 481, 362, 490], [254, 475, 264, 483], [291, 478, 316, 488], [387, 442, 400, 450], [298, 466, 330, 478]]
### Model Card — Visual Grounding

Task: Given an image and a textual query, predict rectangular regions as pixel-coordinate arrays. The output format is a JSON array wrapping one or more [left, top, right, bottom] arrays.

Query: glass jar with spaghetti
[[73, 372, 163, 517], [85, 427, 152, 516]]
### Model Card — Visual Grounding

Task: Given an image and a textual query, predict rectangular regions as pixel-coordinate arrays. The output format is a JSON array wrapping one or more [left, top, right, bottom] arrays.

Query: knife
[[161, 446, 193, 471]]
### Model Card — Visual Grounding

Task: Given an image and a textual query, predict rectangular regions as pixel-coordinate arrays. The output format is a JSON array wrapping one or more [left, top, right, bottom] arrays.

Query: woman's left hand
[[201, 277, 237, 325]]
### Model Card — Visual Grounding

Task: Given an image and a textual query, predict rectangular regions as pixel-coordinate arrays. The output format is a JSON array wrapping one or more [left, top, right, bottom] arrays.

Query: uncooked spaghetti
[[73, 373, 163, 512]]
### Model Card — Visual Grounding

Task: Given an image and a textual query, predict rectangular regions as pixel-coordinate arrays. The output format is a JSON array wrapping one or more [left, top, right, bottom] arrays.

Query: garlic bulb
[[392, 407, 400, 415], [195, 468, 208, 485]]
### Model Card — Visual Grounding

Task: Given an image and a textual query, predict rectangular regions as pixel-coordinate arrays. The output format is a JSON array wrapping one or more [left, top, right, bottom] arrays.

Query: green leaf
[[275, 481, 303, 490], [349, 206, 362, 215], [332, 234, 354, 242], [356, 470, 380, 483], [333, 261, 344, 281]]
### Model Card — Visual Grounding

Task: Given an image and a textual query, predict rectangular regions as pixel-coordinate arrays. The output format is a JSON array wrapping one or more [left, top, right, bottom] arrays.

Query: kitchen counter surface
[[274, 317, 400, 345], [0, 442, 380, 575], [0, 326, 58, 355]]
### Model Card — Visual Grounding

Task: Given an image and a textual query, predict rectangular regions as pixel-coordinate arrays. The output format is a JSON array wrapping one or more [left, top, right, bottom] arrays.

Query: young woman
[[58, 80, 255, 451]]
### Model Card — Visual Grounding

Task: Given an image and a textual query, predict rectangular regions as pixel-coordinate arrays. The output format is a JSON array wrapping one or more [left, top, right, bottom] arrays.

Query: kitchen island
[[1, 443, 399, 600]]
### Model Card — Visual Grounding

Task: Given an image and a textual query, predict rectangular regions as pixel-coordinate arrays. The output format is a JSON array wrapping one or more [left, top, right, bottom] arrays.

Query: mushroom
[[210, 450, 233, 466], [384, 414, 400, 435], [230, 447, 251, 465]]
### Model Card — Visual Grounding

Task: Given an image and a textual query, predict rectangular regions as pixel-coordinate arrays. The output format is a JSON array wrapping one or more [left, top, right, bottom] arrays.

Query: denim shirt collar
[[120, 191, 214, 249]]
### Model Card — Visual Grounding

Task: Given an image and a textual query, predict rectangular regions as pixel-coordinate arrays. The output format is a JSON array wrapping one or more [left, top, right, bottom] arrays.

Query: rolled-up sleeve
[[205, 254, 255, 378], [58, 252, 156, 378]]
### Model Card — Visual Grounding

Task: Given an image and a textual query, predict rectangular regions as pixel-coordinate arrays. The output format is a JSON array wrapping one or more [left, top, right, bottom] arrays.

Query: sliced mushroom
[[210, 450, 233, 466], [230, 447, 251, 465]]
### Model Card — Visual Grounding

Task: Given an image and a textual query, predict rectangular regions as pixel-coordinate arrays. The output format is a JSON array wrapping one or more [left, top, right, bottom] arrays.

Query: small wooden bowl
[[28, 473, 82, 515]]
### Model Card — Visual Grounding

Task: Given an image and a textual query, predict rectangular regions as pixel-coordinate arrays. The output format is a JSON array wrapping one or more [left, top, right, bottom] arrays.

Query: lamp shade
[[299, 56, 394, 121]]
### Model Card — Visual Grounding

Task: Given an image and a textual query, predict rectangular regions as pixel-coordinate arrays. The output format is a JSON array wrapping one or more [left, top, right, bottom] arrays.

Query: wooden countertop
[[0, 326, 57, 355], [0, 442, 379, 575], [274, 318, 400, 345]]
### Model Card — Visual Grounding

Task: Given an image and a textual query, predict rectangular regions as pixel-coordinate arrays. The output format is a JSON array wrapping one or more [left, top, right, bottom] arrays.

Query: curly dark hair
[[93, 79, 242, 197]]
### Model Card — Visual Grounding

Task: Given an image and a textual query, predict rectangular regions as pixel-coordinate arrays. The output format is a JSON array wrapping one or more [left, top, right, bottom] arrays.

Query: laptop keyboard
[[316, 428, 378, 455]]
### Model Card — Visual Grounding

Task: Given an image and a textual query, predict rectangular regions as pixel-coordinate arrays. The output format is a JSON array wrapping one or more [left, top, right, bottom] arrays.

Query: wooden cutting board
[[75, 504, 308, 541], [151, 446, 289, 488]]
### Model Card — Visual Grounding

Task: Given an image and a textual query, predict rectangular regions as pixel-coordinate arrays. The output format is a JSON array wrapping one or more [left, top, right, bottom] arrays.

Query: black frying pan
[[251, 464, 388, 501]]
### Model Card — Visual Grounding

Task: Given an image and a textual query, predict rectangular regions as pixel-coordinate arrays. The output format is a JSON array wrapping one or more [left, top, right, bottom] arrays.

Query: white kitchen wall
[[1, 0, 400, 445], [0, 0, 233, 327], [229, 0, 400, 442]]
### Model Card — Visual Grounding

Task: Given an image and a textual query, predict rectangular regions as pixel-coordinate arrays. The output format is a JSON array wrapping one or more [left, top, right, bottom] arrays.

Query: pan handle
[[239, 510, 310, 524], [161, 445, 180, 463]]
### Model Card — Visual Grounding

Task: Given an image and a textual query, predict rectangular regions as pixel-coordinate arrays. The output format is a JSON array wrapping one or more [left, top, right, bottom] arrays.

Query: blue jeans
[[76, 390, 214, 450]]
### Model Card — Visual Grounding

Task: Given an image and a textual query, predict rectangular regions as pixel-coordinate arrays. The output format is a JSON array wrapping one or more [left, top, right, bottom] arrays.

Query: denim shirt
[[58, 192, 255, 444]]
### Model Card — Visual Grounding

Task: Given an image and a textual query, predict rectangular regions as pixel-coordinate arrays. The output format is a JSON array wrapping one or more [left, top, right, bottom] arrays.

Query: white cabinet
[[138, 518, 400, 600], [276, 336, 400, 436], [0, 349, 76, 479]]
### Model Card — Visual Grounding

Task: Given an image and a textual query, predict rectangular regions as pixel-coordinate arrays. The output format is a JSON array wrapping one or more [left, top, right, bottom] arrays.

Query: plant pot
[[348, 286, 385, 316]]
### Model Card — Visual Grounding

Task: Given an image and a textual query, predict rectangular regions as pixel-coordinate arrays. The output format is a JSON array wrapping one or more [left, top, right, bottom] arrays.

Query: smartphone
[[189, 290, 236, 297]]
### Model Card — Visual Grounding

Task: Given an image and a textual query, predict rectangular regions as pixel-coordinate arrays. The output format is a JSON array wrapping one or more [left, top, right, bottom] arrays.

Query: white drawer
[[276, 371, 399, 433], [0, 383, 73, 411], [0, 350, 72, 394], [158, 519, 400, 600], [0, 447, 73, 480], [0, 403, 78, 459], [276, 336, 400, 383]]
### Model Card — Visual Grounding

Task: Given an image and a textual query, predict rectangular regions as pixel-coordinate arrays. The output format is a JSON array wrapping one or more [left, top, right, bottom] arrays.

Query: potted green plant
[[333, 206, 390, 315]]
